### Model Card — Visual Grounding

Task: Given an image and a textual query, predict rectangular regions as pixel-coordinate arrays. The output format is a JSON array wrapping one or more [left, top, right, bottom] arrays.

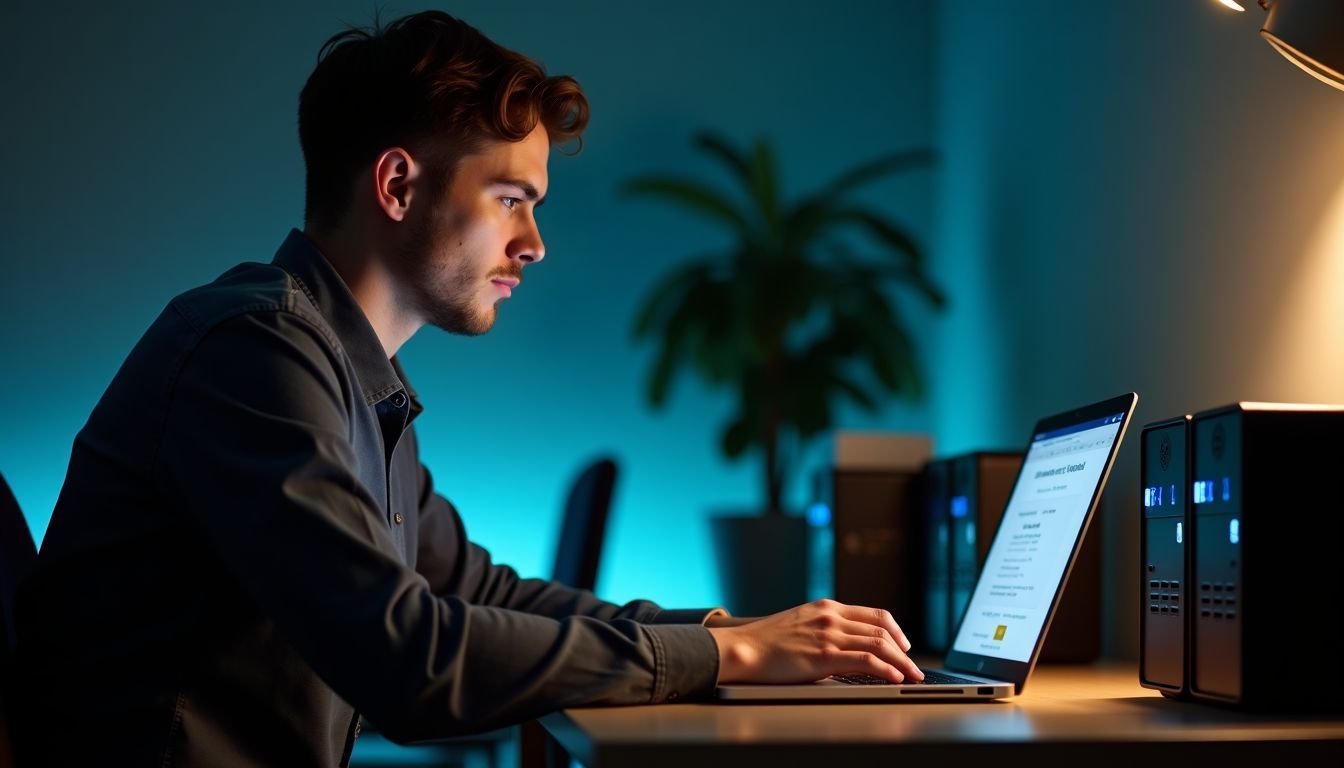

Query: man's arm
[[158, 311, 719, 742], [409, 451, 923, 685], [411, 459, 722, 626]]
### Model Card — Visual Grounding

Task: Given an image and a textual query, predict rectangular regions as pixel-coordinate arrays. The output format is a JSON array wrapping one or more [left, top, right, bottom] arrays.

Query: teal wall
[[11, 2, 1337, 654], [0, 1, 937, 609]]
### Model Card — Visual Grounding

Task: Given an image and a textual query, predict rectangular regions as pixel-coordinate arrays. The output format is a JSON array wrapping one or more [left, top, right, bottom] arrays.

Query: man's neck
[[303, 226, 422, 358]]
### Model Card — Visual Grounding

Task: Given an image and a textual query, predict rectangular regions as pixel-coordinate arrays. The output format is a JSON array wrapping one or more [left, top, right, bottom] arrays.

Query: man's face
[[397, 125, 550, 336]]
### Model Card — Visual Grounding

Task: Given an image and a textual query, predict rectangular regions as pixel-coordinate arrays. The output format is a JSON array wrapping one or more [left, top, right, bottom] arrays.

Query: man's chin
[[432, 307, 496, 337]]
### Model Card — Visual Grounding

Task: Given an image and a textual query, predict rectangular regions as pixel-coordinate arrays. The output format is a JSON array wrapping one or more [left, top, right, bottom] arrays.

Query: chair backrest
[[0, 474, 35, 656], [551, 457, 617, 592], [0, 473, 35, 768]]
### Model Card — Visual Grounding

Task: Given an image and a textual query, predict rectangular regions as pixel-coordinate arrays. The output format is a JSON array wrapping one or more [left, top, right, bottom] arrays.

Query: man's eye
[[502, 197, 520, 210]]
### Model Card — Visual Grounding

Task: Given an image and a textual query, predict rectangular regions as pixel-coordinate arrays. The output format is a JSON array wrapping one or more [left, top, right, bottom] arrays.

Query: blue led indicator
[[1193, 480, 1216, 504], [950, 496, 969, 518], [807, 503, 832, 527], [1230, 518, 1240, 544], [1170, 484, 1176, 505], [966, 522, 976, 545], [1176, 521, 1183, 544], [1221, 476, 1231, 502]]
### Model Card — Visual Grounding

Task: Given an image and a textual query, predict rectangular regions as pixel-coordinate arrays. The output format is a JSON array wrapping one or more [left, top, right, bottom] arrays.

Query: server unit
[[920, 458, 952, 651], [1139, 415, 1191, 698], [1190, 403, 1344, 710], [831, 434, 932, 628]]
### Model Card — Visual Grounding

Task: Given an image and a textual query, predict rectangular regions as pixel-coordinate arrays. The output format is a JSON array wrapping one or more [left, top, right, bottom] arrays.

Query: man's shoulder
[[161, 260, 342, 352], [169, 261, 310, 328]]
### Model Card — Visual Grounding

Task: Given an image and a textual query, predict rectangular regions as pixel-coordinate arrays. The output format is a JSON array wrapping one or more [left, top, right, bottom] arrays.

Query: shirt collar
[[271, 229, 418, 409]]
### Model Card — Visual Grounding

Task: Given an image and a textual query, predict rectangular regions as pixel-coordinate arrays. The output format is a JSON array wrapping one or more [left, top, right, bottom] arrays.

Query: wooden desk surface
[[539, 662, 1344, 767]]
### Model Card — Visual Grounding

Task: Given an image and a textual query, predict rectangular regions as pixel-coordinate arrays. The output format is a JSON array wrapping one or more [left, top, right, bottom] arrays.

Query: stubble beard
[[398, 217, 497, 337]]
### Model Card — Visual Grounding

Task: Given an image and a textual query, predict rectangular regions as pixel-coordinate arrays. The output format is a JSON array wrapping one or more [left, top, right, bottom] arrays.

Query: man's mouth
[[491, 277, 520, 297]]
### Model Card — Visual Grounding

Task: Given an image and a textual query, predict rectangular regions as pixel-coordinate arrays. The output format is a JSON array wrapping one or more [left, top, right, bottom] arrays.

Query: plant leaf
[[879, 263, 948, 309], [645, 283, 715, 406], [721, 416, 753, 459], [829, 372, 879, 411], [823, 148, 936, 195], [632, 262, 715, 339], [694, 132, 754, 187], [830, 207, 924, 265], [622, 177, 749, 232], [750, 138, 780, 230], [646, 336, 684, 407]]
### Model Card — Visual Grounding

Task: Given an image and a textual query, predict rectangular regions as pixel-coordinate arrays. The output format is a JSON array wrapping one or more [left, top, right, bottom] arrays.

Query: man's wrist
[[707, 626, 756, 684]]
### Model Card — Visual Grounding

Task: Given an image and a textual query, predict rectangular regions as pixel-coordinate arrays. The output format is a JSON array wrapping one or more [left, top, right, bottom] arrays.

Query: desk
[[535, 663, 1344, 767]]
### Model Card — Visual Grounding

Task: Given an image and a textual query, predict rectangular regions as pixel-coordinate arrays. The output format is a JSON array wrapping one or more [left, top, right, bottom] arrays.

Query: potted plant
[[623, 133, 944, 615]]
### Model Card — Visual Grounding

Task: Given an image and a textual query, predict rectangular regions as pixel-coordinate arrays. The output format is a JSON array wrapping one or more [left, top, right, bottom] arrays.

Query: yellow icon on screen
[[993, 624, 1007, 641]]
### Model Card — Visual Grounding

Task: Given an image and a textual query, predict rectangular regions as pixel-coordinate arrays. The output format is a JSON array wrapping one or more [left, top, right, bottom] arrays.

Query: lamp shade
[[1261, 0, 1344, 91]]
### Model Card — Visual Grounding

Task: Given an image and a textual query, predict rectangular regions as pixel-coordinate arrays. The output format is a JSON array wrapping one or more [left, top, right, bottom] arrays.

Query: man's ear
[[371, 147, 420, 223]]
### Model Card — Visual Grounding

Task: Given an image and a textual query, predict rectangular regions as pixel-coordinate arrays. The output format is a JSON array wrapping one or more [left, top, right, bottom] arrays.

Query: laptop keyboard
[[831, 670, 979, 686]]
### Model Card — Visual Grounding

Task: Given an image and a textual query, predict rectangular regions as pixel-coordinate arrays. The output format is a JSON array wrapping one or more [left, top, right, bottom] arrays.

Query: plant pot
[[710, 513, 809, 617]]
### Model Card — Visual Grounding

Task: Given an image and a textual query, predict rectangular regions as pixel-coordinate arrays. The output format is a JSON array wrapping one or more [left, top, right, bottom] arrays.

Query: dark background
[[3, 0, 1341, 660]]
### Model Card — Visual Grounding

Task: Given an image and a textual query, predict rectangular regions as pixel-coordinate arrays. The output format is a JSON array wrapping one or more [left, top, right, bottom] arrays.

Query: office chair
[[0, 473, 37, 768], [351, 456, 619, 768], [551, 456, 617, 592]]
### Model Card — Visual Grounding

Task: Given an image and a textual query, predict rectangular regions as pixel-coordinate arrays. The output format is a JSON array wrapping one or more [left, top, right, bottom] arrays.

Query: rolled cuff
[[642, 623, 720, 703]]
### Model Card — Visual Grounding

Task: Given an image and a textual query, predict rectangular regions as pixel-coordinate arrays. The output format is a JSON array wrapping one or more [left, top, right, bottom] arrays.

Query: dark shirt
[[13, 230, 720, 767]]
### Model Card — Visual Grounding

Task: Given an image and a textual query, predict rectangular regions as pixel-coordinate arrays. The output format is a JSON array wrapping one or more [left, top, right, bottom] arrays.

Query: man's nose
[[509, 219, 545, 265]]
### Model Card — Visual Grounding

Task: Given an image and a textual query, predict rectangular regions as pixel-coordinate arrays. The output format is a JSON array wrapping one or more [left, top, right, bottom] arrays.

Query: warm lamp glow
[[1217, 0, 1246, 11], [1262, 175, 1344, 402]]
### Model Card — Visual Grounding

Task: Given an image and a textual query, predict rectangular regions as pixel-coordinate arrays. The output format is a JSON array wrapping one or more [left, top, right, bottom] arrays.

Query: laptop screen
[[948, 410, 1126, 663]]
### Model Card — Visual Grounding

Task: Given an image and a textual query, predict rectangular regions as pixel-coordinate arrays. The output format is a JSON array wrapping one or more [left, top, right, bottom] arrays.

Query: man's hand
[[707, 598, 923, 684]]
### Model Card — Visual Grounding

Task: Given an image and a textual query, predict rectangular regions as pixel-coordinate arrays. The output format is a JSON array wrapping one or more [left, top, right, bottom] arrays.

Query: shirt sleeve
[[412, 462, 726, 627], [156, 310, 720, 743]]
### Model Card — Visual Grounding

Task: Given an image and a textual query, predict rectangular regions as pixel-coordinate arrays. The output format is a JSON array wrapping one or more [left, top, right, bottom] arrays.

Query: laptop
[[717, 392, 1138, 701]]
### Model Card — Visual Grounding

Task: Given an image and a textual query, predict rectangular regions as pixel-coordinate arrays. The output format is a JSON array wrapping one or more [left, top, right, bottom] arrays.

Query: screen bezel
[[942, 391, 1138, 692]]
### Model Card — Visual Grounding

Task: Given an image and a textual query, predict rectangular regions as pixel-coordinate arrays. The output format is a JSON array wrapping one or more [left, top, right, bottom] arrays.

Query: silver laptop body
[[717, 392, 1138, 702]]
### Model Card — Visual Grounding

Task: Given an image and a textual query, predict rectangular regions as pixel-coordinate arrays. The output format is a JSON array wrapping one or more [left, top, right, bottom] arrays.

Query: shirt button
[[393, 513, 404, 525], [390, 392, 407, 408]]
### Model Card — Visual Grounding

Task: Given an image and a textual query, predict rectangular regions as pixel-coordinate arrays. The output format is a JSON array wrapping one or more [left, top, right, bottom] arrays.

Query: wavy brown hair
[[299, 11, 589, 227]]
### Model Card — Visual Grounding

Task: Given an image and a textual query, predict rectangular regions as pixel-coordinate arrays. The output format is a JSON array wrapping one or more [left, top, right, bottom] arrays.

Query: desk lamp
[[1217, 0, 1344, 91]]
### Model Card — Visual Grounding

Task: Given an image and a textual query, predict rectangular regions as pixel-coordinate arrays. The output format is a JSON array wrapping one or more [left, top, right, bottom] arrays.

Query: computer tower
[[1189, 403, 1344, 710], [1139, 415, 1191, 698], [920, 458, 952, 651], [831, 434, 932, 629]]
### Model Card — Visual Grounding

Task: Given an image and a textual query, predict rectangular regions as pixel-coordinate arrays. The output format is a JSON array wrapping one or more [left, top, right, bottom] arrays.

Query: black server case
[[1190, 403, 1344, 711], [1139, 415, 1191, 698], [831, 467, 924, 632], [921, 459, 952, 652]]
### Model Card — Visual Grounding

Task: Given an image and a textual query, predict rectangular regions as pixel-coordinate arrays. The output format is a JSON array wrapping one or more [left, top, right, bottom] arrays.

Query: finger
[[829, 650, 905, 683], [833, 602, 913, 654], [825, 618, 924, 682]]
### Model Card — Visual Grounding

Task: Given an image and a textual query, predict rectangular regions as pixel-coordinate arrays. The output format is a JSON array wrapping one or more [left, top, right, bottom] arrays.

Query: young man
[[14, 11, 921, 767]]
